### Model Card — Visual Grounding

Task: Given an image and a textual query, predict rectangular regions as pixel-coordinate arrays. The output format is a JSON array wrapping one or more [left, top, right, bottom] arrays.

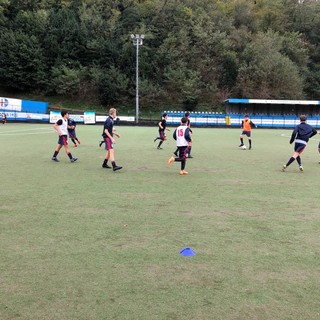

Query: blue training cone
[[179, 247, 196, 257]]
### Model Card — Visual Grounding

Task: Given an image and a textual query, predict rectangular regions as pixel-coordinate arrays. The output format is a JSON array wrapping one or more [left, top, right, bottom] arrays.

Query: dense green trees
[[0, 0, 320, 111]]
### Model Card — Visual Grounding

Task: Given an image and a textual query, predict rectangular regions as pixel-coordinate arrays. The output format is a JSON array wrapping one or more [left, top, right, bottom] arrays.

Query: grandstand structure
[[224, 98, 320, 128], [165, 99, 320, 128], [224, 98, 320, 116]]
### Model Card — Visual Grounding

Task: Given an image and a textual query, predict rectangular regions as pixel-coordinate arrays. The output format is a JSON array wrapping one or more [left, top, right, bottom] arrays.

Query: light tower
[[130, 34, 145, 125]]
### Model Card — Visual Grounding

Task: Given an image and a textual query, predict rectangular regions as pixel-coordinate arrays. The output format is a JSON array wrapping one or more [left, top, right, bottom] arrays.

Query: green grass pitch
[[1, 123, 320, 320]]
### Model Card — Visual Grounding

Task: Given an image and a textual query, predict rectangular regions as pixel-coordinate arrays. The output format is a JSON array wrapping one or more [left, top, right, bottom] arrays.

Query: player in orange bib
[[239, 114, 256, 150]]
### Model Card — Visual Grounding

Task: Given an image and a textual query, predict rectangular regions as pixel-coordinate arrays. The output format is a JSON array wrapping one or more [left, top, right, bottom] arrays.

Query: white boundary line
[[0, 131, 54, 136], [0, 127, 52, 134]]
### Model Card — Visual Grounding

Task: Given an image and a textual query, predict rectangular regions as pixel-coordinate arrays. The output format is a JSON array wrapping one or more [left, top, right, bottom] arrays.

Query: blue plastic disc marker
[[179, 247, 196, 257]]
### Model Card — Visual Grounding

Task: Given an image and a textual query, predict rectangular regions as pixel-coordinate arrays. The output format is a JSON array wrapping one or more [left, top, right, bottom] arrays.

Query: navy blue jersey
[[159, 119, 167, 132], [290, 122, 317, 144], [67, 118, 76, 132], [102, 115, 114, 137], [186, 118, 193, 133]]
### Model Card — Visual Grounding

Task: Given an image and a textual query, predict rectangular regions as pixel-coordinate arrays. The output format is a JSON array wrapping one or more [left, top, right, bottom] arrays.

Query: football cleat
[[113, 166, 122, 171], [179, 170, 189, 175], [239, 144, 244, 147], [51, 157, 59, 162], [70, 157, 78, 162], [102, 163, 111, 169], [77, 140, 81, 145], [299, 166, 304, 172], [74, 144, 77, 147], [281, 165, 286, 172]]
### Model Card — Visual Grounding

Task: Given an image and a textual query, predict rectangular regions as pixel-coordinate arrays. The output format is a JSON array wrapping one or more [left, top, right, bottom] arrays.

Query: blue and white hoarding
[[84, 112, 96, 124], [50, 111, 96, 124], [0, 97, 22, 111]]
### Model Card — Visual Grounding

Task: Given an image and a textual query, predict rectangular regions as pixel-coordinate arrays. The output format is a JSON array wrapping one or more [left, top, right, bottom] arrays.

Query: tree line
[[0, 0, 320, 112]]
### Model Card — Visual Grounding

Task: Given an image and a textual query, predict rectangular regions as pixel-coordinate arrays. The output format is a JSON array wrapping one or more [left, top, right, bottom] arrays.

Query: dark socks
[[286, 157, 295, 167], [67, 153, 73, 159], [53, 151, 59, 158], [296, 156, 301, 166]]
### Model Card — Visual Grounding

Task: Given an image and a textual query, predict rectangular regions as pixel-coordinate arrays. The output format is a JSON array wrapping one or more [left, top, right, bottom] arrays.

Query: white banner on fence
[[69, 114, 85, 123], [95, 115, 135, 123], [0, 97, 22, 111], [49, 111, 61, 123], [4, 112, 49, 121], [84, 112, 96, 124], [50, 112, 90, 124]]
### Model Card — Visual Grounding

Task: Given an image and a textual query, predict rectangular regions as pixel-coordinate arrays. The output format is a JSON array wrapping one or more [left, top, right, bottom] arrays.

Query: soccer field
[[1, 123, 320, 320]]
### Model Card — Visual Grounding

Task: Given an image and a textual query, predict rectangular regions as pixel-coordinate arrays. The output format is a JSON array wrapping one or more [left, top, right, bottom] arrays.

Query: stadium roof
[[225, 99, 320, 105]]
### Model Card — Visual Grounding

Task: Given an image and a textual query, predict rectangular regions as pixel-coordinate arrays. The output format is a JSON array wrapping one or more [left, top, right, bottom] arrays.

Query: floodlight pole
[[131, 34, 144, 125]]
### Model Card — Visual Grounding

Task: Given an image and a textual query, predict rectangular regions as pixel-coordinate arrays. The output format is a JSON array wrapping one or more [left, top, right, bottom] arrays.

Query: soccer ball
[[241, 145, 247, 150]]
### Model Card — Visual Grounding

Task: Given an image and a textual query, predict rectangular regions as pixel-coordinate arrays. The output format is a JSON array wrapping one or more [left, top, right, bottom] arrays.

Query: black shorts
[[178, 146, 188, 159], [294, 142, 306, 154], [241, 130, 251, 137]]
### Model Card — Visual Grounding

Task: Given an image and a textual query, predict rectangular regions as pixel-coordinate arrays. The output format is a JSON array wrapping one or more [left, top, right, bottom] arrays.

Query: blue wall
[[21, 100, 48, 113]]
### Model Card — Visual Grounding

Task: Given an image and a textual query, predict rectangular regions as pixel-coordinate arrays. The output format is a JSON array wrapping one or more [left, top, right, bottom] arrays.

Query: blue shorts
[[58, 135, 68, 145], [104, 137, 113, 150], [294, 142, 306, 154], [241, 130, 251, 137], [159, 131, 166, 140], [68, 130, 76, 139], [178, 146, 188, 159]]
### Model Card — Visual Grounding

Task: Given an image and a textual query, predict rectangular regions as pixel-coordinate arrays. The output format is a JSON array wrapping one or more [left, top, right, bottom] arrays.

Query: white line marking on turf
[[0, 130, 54, 136], [0, 127, 53, 134]]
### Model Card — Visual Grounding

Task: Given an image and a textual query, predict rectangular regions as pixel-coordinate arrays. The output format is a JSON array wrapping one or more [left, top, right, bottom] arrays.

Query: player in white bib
[[51, 110, 78, 163], [167, 117, 192, 175]]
